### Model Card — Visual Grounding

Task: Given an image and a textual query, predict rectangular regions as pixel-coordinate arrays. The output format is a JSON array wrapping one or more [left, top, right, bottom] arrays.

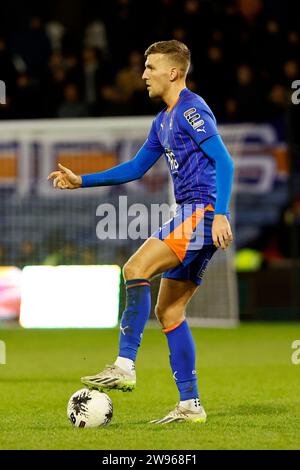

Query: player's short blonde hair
[[144, 40, 191, 77]]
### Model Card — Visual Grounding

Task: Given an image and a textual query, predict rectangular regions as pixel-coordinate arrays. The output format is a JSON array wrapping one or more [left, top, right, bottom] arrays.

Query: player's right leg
[[81, 237, 180, 392]]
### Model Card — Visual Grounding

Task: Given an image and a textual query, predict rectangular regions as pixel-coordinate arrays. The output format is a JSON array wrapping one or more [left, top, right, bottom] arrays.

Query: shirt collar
[[167, 88, 189, 113]]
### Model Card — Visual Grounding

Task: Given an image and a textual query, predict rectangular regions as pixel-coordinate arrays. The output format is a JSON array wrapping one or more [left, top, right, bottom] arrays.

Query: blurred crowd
[[0, 0, 298, 123]]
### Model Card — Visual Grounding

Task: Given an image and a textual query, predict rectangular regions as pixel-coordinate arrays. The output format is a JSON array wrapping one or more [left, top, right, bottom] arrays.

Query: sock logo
[[173, 371, 178, 381], [120, 325, 129, 336]]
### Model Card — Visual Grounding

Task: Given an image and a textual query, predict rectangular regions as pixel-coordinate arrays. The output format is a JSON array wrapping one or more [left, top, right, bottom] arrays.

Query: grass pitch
[[0, 323, 300, 450]]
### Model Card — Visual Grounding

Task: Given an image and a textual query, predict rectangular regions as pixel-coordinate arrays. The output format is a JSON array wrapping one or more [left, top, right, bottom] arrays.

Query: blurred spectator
[[44, 65, 67, 117], [84, 20, 108, 57], [12, 73, 42, 119], [57, 83, 89, 118], [45, 21, 65, 51], [115, 50, 145, 103], [96, 84, 128, 116], [48, 51, 65, 73], [64, 53, 81, 83], [9, 16, 51, 79], [233, 64, 260, 121], [79, 47, 104, 113]]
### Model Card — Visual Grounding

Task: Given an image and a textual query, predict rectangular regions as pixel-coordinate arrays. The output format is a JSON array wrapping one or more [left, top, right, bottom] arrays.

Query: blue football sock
[[118, 279, 151, 362], [164, 319, 199, 401]]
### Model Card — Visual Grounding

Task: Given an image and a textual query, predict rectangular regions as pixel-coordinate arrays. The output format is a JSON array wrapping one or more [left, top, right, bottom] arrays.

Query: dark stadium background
[[0, 0, 299, 321]]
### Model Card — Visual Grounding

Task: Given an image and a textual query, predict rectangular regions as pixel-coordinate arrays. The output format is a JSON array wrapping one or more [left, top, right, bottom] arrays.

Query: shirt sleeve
[[200, 135, 234, 214], [179, 101, 219, 146], [81, 139, 162, 188]]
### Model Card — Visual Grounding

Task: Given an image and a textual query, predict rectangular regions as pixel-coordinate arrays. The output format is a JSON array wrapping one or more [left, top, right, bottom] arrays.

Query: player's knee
[[123, 259, 146, 281], [155, 304, 184, 329]]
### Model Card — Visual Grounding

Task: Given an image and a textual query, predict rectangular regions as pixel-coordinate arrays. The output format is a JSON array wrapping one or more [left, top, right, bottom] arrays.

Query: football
[[67, 388, 113, 428]]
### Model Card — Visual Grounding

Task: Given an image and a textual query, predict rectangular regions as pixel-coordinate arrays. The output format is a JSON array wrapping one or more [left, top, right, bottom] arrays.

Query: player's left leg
[[149, 277, 207, 424], [150, 243, 217, 424]]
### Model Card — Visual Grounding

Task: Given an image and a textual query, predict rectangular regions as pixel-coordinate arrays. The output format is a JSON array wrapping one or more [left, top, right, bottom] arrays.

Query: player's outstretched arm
[[78, 143, 162, 188], [47, 144, 161, 190], [47, 163, 82, 190]]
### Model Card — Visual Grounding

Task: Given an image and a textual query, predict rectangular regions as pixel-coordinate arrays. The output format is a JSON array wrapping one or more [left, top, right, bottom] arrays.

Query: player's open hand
[[47, 163, 82, 190], [212, 214, 233, 250]]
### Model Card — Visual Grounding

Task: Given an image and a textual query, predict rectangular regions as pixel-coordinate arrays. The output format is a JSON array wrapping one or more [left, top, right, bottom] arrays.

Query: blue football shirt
[[146, 87, 219, 207]]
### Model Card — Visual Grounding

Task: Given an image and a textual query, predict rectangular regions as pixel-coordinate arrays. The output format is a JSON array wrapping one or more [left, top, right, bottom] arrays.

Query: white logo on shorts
[[197, 258, 210, 279]]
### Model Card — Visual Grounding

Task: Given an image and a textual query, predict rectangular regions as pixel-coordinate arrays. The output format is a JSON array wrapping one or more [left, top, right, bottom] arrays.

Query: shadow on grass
[[212, 403, 288, 417]]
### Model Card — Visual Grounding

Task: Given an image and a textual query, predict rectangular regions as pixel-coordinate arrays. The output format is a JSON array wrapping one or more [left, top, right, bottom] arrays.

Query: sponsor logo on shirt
[[165, 148, 179, 172], [184, 107, 206, 133]]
